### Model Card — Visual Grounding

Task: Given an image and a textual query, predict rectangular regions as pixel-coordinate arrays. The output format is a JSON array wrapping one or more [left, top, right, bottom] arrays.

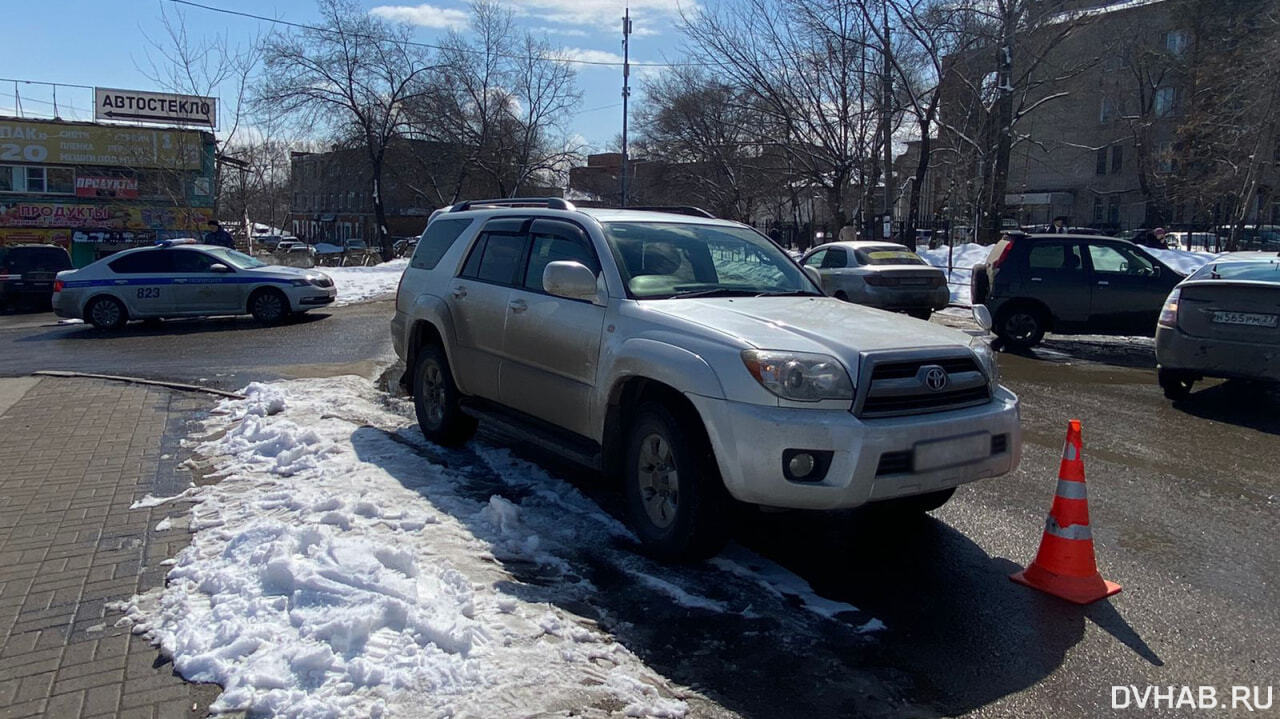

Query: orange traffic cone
[[1010, 419, 1121, 604]]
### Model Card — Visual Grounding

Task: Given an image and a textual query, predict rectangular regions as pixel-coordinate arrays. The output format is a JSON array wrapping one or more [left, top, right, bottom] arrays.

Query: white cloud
[[558, 47, 627, 65], [370, 3, 470, 30], [532, 26, 590, 37], [502, 0, 692, 34]]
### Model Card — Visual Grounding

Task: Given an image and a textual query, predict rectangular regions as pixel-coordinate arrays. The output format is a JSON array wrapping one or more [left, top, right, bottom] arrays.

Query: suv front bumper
[[688, 387, 1021, 510]]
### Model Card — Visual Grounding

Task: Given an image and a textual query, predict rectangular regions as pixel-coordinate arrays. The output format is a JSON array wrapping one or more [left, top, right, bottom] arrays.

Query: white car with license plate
[[52, 240, 336, 329]]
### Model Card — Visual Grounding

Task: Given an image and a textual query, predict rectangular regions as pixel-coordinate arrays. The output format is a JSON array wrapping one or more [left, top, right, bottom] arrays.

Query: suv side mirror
[[973, 304, 993, 331], [209, 263, 232, 273], [543, 261, 598, 302], [803, 266, 823, 291]]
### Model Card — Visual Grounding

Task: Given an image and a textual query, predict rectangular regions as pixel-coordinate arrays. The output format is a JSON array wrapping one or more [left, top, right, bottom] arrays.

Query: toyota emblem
[[922, 365, 949, 391]]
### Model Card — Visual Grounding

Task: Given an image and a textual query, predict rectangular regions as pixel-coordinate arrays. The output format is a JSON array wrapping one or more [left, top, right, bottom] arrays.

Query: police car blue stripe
[[61, 277, 301, 288]]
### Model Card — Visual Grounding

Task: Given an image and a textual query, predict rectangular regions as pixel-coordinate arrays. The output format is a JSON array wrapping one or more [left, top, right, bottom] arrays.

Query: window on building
[[1111, 146, 1124, 174], [1108, 197, 1121, 225], [24, 167, 46, 193], [1096, 148, 1108, 175], [1155, 87, 1175, 117], [1093, 196, 1104, 223], [1100, 97, 1116, 123], [1165, 29, 1188, 55], [0, 166, 14, 192], [46, 168, 74, 194], [1156, 142, 1175, 173]]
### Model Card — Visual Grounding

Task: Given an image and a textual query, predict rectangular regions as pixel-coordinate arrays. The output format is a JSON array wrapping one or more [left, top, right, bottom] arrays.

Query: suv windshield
[[602, 222, 817, 299], [204, 247, 268, 270]]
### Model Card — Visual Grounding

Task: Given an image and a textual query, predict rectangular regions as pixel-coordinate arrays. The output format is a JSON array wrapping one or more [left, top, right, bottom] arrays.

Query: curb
[[31, 370, 246, 399]]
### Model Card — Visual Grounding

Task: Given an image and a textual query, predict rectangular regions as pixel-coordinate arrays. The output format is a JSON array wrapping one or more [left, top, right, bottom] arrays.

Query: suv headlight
[[741, 350, 854, 402], [969, 336, 999, 384]]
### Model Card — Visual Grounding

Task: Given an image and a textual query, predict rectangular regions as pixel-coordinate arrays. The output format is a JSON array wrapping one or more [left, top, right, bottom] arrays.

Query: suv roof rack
[[448, 197, 576, 213], [619, 205, 716, 219]]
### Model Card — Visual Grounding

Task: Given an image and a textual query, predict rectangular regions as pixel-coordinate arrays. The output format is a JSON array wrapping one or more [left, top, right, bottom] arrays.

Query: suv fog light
[[789, 452, 815, 477], [782, 449, 834, 483]]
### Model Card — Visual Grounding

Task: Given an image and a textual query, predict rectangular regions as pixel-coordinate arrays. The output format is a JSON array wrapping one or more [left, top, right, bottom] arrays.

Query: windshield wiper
[[665, 287, 758, 299], [754, 290, 823, 297]]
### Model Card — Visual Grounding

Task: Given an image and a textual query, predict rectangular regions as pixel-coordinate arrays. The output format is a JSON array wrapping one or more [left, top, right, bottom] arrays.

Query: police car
[[52, 239, 336, 329]]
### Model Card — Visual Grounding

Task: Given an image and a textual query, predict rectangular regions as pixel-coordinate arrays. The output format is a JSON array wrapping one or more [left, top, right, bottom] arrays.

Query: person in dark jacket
[[203, 221, 235, 249], [1050, 216, 1069, 234]]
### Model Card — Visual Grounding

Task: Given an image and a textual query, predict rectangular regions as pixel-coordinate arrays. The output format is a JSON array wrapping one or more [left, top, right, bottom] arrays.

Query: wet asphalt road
[[0, 301, 395, 391], [1, 303, 1276, 717]]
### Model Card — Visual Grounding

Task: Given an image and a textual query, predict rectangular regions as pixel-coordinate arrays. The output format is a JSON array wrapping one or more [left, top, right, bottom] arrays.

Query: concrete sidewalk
[[0, 376, 219, 718]]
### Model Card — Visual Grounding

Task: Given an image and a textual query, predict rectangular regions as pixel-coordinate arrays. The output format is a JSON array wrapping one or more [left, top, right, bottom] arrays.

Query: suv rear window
[[411, 218, 473, 270], [0, 246, 72, 273]]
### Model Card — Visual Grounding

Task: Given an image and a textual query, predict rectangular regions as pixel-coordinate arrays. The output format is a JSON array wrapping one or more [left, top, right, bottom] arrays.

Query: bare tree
[[935, 0, 1092, 242], [405, 1, 582, 201], [681, 0, 884, 234], [257, 0, 432, 256], [138, 3, 262, 226], [635, 67, 788, 220], [1169, 0, 1280, 248]]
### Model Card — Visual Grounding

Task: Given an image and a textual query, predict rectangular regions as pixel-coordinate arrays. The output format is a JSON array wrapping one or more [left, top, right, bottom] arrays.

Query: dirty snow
[[324, 258, 409, 307], [115, 375, 883, 717]]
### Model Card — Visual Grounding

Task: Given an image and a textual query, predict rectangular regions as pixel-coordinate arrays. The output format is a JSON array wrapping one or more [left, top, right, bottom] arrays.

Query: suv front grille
[[856, 353, 991, 418]]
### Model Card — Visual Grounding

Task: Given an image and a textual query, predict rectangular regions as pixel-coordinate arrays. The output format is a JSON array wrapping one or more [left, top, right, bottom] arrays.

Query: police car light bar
[[154, 238, 200, 247]]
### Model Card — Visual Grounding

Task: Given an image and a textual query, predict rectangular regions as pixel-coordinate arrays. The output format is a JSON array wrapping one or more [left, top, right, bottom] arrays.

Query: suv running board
[[459, 398, 603, 471]]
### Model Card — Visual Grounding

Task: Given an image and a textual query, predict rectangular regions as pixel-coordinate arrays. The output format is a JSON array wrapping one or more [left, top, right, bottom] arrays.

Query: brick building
[[931, 0, 1278, 234]]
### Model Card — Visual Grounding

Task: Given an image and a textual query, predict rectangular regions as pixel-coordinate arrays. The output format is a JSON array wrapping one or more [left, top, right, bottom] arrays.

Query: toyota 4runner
[[392, 199, 1021, 560]]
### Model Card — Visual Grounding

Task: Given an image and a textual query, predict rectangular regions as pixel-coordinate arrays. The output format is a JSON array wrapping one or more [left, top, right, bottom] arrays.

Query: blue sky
[[1, 0, 691, 149]]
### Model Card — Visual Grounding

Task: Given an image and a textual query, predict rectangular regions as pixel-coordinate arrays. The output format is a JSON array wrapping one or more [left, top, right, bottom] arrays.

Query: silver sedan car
[[800, 241, 950, 319], [53, 240, 336, 329], [1155, 253, 1280, 399]]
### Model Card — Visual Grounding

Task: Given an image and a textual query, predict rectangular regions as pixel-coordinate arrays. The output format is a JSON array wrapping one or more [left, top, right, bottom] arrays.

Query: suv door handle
[[508, 299, 527, 313], [1096, 280, 1110, 286], [451, 286, 467, 299], [1030, 277, 1043, 282]]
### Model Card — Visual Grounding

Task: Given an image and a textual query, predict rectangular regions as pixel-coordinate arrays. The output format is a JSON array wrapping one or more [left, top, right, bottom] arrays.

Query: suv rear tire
[[995, 304, 1046, 349], [413, 344, 477, 447], [624, 402, 731, 561]]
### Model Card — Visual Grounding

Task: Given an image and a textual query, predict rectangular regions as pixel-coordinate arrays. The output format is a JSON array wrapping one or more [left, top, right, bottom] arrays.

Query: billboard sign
[[75, 176, 139, 199], [0, 118, 204, 170], [94, 87, 217, 128]]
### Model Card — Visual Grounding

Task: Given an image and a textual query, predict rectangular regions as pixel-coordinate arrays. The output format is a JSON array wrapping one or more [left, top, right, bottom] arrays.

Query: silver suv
[[391, 199, 1021, 559]]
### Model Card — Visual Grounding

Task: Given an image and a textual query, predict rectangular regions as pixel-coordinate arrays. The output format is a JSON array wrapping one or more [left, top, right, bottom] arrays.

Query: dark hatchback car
[[0, 244, 74, 310], [971, 233, 1182, 348]]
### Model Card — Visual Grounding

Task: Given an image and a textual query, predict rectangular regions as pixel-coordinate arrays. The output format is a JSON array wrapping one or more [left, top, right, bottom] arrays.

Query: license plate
[[913, 432, 991, 472], [1211, 311, 1278, 328], [899, 278, 930, 286]]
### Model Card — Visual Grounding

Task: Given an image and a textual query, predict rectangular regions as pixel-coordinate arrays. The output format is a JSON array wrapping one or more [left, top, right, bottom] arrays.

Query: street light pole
[[620, 6, 632, 207]]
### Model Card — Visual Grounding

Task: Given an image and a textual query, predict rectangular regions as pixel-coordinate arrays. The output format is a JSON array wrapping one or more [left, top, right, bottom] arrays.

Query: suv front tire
[[624, 402, 731, 561]]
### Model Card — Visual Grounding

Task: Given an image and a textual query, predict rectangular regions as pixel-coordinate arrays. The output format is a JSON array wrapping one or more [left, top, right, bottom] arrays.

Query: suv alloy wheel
[[413, 343, 477, 446], [623, 402, 731, 561]]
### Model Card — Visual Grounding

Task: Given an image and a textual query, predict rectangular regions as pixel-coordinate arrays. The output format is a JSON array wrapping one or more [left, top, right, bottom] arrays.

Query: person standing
[[203, 220, 235, 249], [1050, 216, 1069, 233]]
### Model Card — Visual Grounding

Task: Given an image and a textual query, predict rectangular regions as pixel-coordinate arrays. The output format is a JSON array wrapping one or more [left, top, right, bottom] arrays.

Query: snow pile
[[324, 258, 409, 306], [918, 243, 991, 306], [115, 376, 693, 717], [116, 376, 884, 717]]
